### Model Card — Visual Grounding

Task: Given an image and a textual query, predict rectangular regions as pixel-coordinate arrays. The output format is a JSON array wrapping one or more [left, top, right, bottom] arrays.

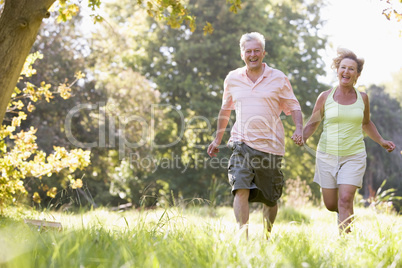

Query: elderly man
[[207, 32, 303, 238]]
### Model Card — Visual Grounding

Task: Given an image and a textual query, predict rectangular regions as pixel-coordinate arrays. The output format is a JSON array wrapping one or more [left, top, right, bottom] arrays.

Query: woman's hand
[[380, 139, 396, 153]]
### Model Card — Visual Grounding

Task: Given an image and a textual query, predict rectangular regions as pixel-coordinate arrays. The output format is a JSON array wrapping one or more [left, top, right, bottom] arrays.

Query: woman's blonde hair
[[331, 48, 365, 74]]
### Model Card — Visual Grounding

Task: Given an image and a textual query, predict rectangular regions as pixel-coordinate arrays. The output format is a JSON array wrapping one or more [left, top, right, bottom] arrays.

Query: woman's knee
[[324, 200, 338, 212], [338, 194, 354, 209], [322, 189, 338, 212], [338, 185, 357, 209]]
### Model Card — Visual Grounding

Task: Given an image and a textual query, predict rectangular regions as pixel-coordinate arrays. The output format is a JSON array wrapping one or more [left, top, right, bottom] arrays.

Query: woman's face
[[337, 58, 360, 87]]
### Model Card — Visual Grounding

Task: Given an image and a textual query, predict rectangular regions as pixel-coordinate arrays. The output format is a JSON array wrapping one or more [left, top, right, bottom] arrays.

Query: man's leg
[[262, 204, 277, 239], [338, 184, 357, 233], [233, 189, 250, 235]]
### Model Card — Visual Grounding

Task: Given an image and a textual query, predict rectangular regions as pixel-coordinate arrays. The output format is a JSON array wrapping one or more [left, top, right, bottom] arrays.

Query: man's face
[[241, 40, 266, 71]]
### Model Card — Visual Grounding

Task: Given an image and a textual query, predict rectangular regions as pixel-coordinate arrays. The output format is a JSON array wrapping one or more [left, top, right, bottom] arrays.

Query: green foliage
[[283, 176, 313, 207], [385, 68, 402, 105], [89, 54, 164, 207], [227, 0, 243, 13], [363, 180, 402, 213], [52, 0, 238, 34]]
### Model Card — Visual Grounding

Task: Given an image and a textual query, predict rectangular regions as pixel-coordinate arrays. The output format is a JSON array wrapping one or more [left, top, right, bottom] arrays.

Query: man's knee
[[263, 203, 277, 210], [234, 189, 250, 200]]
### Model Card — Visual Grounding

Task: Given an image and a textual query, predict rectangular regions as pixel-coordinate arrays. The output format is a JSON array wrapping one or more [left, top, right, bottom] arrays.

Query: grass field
[[1, 204, 401, 268]]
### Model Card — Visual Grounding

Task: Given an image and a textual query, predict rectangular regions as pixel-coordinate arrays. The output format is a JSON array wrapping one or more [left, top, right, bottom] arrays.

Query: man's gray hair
[[239, 32, 265, 52]]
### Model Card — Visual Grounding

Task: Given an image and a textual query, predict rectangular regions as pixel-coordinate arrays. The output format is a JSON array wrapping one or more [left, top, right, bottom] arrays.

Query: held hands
[[380, 139, 396, 153], [291, 129, 303, 146], [207, 141, 220, 157]]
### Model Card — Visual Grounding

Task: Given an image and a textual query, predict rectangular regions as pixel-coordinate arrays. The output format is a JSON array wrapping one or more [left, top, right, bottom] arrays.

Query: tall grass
[[1, 205, 401, 267]]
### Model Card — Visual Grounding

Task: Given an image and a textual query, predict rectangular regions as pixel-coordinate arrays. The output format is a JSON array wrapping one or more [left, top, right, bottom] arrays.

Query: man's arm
[[290, 110, 303, 146], [207, 109, 231, 157]]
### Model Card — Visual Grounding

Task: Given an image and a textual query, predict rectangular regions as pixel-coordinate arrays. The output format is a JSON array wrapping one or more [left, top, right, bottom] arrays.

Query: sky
[[319, 0, 402, 87]]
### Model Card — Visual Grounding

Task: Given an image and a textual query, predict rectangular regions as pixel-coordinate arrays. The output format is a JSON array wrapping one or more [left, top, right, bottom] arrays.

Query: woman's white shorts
[[313, 151, 367, 189]]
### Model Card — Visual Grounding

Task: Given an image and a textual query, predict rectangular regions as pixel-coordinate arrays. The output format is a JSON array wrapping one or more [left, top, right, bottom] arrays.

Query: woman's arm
[[361, 92, 396, 152], [303, 90, 329, 143]]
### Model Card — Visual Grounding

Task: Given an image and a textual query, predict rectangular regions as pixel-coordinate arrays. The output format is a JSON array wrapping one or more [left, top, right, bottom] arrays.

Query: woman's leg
[[338, 184, 358, 233], [321, 188, 339, 212]]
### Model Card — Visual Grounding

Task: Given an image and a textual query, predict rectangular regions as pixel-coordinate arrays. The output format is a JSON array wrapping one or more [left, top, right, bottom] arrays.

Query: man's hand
[[290, 110, 304, 146], [291, 129, 303, 146], [207, 141, 220, 157]]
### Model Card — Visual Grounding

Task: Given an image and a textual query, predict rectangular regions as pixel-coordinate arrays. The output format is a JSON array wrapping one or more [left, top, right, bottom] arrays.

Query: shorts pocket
[[228, 141, 243, 153], [227, 157, 236, 186], [228, 165, 238, 187], [270, 176, 284, 202]]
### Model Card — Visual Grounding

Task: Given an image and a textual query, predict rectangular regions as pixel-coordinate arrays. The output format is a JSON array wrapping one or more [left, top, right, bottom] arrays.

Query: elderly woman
[[303, 48, 396, 233]]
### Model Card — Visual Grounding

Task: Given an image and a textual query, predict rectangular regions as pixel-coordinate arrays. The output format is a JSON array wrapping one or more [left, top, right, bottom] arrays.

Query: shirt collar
[[241, 63, 273, 78]]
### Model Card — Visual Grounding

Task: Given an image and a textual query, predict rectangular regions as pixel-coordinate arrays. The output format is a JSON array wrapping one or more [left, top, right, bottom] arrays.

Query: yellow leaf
[[189, 17, 196, 32], [71, 179, 84, 189], [58, 83, 72, 99], [47, 187, 58, 198], [33, 192, 41, 203], [383, 9, 392, 20], [75, 179, 83, 188], [203, 22, 214, 36], [394, 10, 402, 22], [75, 71, 86, 79], [27, 103, 36, 113]]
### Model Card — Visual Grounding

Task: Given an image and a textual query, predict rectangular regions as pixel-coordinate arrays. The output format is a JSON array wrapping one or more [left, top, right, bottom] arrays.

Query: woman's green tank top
[[317, 86, 366, 156]]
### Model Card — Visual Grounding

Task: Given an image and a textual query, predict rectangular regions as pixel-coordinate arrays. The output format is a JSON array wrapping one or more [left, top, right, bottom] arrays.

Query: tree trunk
[[0, 0, 55, 123]]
